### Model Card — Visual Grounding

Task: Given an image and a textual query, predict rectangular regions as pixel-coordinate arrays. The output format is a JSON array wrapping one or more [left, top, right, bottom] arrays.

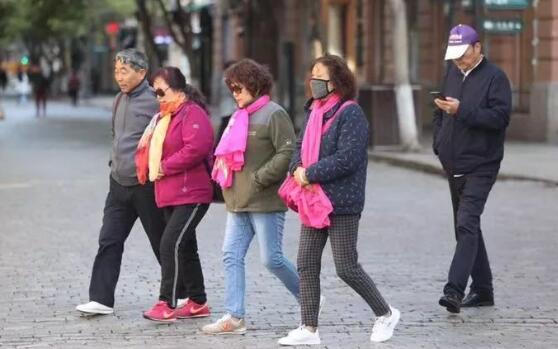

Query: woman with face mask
[[138, 67, 214, 322], [278, 55, 400, 346], [201, 58, 300, 335]]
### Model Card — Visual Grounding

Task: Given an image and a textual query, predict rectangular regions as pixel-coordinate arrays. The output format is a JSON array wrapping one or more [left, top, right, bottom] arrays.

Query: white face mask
[[310, 78, 333, 99]]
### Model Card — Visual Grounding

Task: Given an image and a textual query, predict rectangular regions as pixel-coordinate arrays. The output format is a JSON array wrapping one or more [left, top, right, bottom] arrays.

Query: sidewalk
[[1, 95, 557, 349], [370, 135, 558, 185], [82, 95, 115, 110]]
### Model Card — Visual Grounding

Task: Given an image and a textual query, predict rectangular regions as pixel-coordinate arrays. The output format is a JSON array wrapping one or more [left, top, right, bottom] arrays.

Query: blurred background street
[[1, 0, 558, 348]]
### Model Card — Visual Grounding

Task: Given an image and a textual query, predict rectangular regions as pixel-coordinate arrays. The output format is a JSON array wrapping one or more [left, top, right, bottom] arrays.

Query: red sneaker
[[175, 299, 210, 319], [143, 301, 177, 323]]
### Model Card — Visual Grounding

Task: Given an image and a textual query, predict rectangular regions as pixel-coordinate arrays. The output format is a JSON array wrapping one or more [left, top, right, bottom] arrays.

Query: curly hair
[[312, 55, 356, 101], [224, 58, 273, 97]]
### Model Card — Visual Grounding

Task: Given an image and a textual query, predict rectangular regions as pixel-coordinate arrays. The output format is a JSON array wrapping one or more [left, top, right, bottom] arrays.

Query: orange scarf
[[136, 100, 183, 184]]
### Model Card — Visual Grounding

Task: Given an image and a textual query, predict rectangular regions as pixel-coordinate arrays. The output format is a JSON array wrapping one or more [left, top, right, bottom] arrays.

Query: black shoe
[[439, 293, 461, 313], [461, 291, 494, 307]]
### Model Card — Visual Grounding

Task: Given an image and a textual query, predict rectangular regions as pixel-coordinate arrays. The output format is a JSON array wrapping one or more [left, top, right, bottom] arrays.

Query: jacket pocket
[[435, 120, 452, 163], [458, 128, 488, 157], [251, 171, 265, 193], [433, 132, 442, 154]]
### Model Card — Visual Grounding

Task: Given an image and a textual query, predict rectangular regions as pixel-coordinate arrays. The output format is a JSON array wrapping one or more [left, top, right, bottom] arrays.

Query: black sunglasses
[[155, 86, 170, 98]]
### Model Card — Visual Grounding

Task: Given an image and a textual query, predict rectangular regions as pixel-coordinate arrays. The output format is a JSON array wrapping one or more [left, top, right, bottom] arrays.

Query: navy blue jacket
[[433, 58, 511, 175], [289, 100, 368, 215]]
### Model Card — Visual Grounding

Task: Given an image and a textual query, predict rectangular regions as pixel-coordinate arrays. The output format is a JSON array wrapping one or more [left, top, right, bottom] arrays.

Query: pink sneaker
[[175, 299, 210, 319], [143, 301, 177, 323]]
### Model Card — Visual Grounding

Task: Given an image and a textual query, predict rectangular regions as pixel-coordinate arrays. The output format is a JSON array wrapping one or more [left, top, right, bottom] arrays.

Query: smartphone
[[429, 91, 446, 100]]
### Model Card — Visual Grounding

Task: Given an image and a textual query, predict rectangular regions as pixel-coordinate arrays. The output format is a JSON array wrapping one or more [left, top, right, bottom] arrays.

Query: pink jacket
[[155, 101, 214, 208]]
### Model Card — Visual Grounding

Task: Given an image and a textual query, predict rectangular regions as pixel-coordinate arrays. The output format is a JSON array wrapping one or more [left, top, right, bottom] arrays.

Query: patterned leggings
[[298, 214, 390, 327]]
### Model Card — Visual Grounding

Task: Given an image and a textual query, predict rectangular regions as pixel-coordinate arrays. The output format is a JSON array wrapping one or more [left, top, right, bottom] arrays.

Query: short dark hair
[[311, 55, 356, 101], [150, 66, 208, 112], [224, 58, 273, 97]]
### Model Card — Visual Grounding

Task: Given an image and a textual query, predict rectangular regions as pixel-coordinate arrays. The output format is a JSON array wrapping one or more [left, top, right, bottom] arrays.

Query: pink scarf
[[302, 94, 342, 166], [279, 94, 356, 228], [212, 95, 271, 188]]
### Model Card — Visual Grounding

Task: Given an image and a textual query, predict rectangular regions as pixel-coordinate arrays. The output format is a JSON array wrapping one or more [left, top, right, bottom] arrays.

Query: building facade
[[210, 0, 558, 144]]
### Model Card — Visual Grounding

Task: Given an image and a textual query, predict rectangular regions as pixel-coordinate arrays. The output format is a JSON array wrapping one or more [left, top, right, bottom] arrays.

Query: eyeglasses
[[155, 86, 170, 98], [229, 84, 244, 95]]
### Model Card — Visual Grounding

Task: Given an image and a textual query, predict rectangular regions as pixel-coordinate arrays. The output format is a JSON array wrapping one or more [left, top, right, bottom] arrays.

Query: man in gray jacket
[[76, 49, 165, 315]]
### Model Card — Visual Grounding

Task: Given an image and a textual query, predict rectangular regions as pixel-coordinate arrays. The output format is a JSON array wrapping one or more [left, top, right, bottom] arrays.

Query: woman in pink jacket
[[139, 67, 214, 322]]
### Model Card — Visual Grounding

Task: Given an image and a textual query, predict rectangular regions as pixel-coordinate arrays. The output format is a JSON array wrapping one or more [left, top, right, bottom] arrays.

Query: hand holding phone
[[433, 94, 460, 115], [429, 91, 446, 100]]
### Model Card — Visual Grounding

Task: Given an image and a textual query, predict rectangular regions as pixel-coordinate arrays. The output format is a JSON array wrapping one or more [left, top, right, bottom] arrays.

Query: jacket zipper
[[449, 78, 458, 175], [115, 95, 130, 174], [452, 76, 469, 175]]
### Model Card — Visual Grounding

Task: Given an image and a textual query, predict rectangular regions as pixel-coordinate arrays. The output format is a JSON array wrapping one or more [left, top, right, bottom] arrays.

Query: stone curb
[[369, 151, 558, 187]]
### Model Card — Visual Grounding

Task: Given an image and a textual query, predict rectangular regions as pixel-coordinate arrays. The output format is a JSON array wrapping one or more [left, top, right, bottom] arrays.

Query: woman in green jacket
[[202, 59, 300, 335]]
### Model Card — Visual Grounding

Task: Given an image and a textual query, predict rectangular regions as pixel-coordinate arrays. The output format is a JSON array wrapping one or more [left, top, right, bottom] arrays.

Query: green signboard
[[483, 18, 523, 34], [484, 0, 530, 10]]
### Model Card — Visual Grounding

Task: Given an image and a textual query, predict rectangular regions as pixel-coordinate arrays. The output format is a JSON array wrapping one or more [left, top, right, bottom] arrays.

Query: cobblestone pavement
[[0, 101, 557, 348]]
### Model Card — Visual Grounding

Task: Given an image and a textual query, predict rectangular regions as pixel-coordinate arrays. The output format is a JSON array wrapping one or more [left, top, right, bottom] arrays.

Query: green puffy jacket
[[222, 101, 295, 212]]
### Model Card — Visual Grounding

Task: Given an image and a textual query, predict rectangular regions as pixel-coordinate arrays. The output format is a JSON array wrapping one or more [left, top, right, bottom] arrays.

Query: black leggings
[[159, 203, 209, 308]]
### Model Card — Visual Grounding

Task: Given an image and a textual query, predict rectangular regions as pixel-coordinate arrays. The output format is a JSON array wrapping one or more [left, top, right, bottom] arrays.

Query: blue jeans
[[222, 211, 299, 318]]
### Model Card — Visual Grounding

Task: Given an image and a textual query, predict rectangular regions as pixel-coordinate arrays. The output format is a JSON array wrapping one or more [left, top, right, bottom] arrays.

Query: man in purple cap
[[432, 24, 511, 313]]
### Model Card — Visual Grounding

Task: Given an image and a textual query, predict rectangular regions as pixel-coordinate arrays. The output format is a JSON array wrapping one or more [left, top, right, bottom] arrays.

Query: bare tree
[[388, 0, 420, 151], [135, 0, 162, 69], [309, 0, 324, 60], [156, 0, 193, 59]]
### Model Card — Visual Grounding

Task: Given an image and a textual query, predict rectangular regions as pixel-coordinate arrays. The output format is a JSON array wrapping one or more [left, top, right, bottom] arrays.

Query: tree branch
[[173, 0, 192, 57], [135, 0, 162, 69], [156, 0, 185, 49]]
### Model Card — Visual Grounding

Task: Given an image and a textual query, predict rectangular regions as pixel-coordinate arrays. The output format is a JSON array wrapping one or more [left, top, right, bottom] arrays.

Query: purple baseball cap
[[444, 24, 480, 60]]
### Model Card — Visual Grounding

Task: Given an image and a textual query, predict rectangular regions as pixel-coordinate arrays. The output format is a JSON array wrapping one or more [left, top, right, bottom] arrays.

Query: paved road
[[0, 100, 557, 348]]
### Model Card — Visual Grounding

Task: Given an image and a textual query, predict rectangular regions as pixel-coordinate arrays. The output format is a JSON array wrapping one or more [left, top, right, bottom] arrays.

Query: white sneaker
[[76, 301, 114, 315], [177, 298, 188, 308], [278, 326, 321, 346], [201, 314, 247, 335], [370, 306, 400, 342]]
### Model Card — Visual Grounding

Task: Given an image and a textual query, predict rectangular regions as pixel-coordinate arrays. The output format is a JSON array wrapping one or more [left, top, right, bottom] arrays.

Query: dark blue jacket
[[433, 58, 511, 175], [289, 100, 368, 215]]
